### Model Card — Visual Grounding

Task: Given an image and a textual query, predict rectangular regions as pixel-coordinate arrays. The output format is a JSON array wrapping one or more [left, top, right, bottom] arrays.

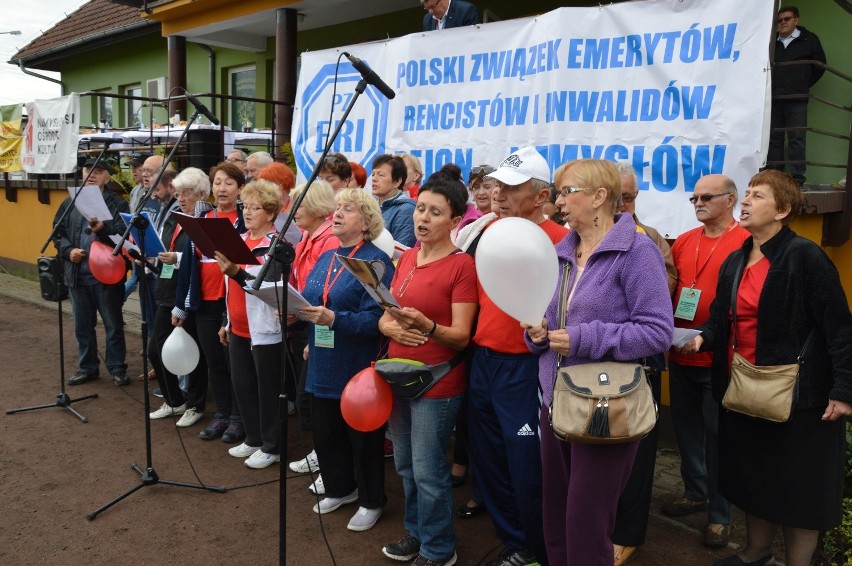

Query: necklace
[[576, 234, 604, 259]]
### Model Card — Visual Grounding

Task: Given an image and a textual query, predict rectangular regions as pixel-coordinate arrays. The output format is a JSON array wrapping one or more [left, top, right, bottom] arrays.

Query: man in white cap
[[467, 146, 567, 566]]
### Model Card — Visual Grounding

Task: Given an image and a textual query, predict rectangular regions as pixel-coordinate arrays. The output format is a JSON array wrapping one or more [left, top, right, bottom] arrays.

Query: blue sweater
[[380, 191, 416, 247], [303, 241, 395, 399]]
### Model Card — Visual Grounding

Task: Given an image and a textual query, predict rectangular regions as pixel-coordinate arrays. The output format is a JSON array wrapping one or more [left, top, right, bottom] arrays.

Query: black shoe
[[382, 534, 420, 562], [485, 549, 538, 566], [112, 372, 130, 386], [456, 502, 484, 518], [199, 417, 229, 440], [68, 371, 99, 386], [221, 420, 246, 443]]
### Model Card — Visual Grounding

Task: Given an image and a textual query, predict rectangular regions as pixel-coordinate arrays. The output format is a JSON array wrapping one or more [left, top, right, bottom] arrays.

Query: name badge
[[160, 264, 175, 279], [314, 325, 335, 348], [674, 287, 701, 321]]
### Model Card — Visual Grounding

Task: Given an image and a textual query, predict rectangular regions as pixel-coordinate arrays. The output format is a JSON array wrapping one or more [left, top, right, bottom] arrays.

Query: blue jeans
[[389, 394, 462, 562], [69, 283, 126, 375], [668, 360, 731, 525]]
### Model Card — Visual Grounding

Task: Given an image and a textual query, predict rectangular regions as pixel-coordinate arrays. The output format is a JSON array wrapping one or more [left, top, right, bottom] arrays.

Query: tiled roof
[[11, 0, 158, 67]]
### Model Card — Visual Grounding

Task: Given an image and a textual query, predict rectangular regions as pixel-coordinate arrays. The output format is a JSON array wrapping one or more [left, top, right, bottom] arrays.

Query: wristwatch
[[422, 320, 437, 337]]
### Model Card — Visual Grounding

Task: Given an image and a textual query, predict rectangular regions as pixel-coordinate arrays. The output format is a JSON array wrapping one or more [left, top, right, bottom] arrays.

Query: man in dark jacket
[[422, 0, 478, 31], [54, 159, 130, 386], [767, 5, 826, 185]]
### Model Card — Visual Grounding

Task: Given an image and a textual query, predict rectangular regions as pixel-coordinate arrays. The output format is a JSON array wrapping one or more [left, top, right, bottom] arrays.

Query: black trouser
[[195, 299, 237, 419], [229, 333, 281, 454], [289, 327, 312, 432], [612, 368, 662, 546], [312, 396, 386, 509], [767, 99, 808, 184], [148, 304, 208, 411]]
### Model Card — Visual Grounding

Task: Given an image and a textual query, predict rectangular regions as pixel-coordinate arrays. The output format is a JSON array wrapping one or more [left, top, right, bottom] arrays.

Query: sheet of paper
[[119, 212, 166, 257], [336, 254, 400, 309], [67, 185, 113, 222], [108, 234, 139, 254], [244, 282, 311, 317], [672, 328, 702, 348]]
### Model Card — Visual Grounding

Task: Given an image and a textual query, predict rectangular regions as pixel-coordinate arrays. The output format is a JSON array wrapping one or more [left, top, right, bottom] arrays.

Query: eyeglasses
[[777, 16, 795, 23], [243, 204, 265, 213], [688, 193, 730, 204], [470, 165, 495, 176], [558, 186, 592, 197], [621, 193, 638, 203], [422, 0, 441, 11], [226, 157, 245, 164]]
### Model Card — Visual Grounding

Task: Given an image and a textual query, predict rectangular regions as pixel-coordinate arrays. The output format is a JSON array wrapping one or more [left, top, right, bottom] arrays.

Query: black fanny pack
[[374, 351, 467, 399]]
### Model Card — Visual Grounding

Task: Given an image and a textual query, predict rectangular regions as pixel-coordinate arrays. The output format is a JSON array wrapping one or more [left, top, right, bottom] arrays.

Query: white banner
[[293, 0, 775, 238], [22, 93, 80, 174]]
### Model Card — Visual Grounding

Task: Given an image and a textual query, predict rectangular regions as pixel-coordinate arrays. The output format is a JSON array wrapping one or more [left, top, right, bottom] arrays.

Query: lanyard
[[691, 220, 737, 287], [322, 241, 364, 306]]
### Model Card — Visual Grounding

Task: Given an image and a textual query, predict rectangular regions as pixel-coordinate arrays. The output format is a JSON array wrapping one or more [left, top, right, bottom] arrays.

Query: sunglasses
[[777, 16, 795, 23], [688, 193, 729, 204], [470, 165, 495, 176], [323, 155, 342, 166]]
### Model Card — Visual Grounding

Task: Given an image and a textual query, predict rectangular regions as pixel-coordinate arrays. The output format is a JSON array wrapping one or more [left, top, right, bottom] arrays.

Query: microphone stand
[[251, 77, 370, 566], [5, 144, 113, 421], [88, 108, 225, 521]]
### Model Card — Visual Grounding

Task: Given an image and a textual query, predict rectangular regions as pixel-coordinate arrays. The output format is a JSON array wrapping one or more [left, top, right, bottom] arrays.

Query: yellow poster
[[0, 104, 23, 172]]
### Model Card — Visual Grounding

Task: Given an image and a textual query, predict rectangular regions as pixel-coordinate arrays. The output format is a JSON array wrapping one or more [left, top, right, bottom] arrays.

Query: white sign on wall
[[22, 93, 80, 174], [293, 0, 775, 237]]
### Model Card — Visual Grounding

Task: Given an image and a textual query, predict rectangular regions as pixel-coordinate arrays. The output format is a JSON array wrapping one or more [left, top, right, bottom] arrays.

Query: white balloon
[[475, 217, 560, 326], [162, 326, 200, 376], [373, 228, 395, 259]]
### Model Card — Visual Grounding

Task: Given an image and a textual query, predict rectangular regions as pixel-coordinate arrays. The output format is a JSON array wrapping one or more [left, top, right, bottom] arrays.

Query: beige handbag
[[547, 262, 658, 444], [721, 261, 813, 423]]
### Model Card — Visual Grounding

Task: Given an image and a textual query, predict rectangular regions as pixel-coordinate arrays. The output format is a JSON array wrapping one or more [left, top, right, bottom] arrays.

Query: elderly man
[[467, 147, 567, 566], [245, 150, 273, 182], [53, 159, 129, 386], [422, 0, 478, 31], [665, 174, 749, 549], [226, 149, 248, 173], [611, 163, 677, 565]]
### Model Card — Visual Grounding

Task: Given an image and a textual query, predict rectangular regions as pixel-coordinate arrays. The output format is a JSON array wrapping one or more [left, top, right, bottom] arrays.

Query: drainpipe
[[15, 59, 65, 95], [196, 43, 216, 118]]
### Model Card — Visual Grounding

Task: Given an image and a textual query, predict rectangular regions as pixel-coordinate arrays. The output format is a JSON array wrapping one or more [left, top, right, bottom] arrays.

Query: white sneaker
[[228, 442, 260, 458], [289, 449, 320, 474], [149, 402, 186, 419], [175, 408, 203, 428], [347, 506, 382, 531], [308, 474, 325, 495], [312, 489, 358, 514], [245, 451, 280, 469]]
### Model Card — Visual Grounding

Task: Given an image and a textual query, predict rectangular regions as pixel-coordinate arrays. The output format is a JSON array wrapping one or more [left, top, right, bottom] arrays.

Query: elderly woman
[[214, 180, 284, 469], [286, 180, 339, 491], [257, 162, 296, 213], [372, 154, 416, 247], [300, 188, 394, 531], [318, 152, 352, 192], [525, 158, 673, 565], [149, 168, 210, 427], [468, 164, 498, 215], [685, 170, 852, 566], [400, 153, 424, 199], [172, 162, 246, 443], [378, 174, 478, 566]]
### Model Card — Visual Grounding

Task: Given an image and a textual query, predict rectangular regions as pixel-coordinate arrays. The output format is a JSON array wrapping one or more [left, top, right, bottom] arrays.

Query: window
[[125, 85, 142, 128], [96, 91, 113, 129], [229, 65, 256, 130]]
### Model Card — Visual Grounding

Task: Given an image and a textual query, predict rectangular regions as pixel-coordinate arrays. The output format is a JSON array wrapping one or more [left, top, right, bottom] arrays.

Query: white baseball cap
[[488, 146, 551, 186]]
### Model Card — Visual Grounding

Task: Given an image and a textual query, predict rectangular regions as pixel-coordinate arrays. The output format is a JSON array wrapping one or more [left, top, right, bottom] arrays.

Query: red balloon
[[340, 367, 393, 432], [89, 240, 127, 285]]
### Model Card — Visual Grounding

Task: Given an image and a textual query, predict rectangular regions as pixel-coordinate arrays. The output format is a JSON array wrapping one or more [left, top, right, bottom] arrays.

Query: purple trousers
[[539, 406, 639, 566]]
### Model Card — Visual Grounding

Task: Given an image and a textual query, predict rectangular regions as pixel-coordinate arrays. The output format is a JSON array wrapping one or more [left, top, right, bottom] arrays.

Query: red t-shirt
[[292, 221, 339, 292], [473, 218, 569, 353], [730, 256, 769, 365], [226, 234, 267, 339], [388, 248, 478, 398], [669, 222, 749, 367], [199, 209, 239, 301]]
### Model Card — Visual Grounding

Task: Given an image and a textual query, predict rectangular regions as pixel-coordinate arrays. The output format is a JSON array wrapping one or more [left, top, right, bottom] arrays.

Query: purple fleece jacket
[[526, 213, 674, 405]]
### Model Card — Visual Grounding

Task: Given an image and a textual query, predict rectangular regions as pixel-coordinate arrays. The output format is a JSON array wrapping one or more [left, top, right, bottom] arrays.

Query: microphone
[[186, 93, 221, 125], [343, 52, 396, 100]]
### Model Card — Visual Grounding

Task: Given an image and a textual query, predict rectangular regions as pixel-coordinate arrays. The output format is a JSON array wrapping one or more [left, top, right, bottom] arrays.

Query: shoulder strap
[[554, 261, 573, 369]]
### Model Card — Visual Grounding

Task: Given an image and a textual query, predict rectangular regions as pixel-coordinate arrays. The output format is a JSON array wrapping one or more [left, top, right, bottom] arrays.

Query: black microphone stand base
[[6, 391, 99, 423], [86, 462, 226, 521]]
